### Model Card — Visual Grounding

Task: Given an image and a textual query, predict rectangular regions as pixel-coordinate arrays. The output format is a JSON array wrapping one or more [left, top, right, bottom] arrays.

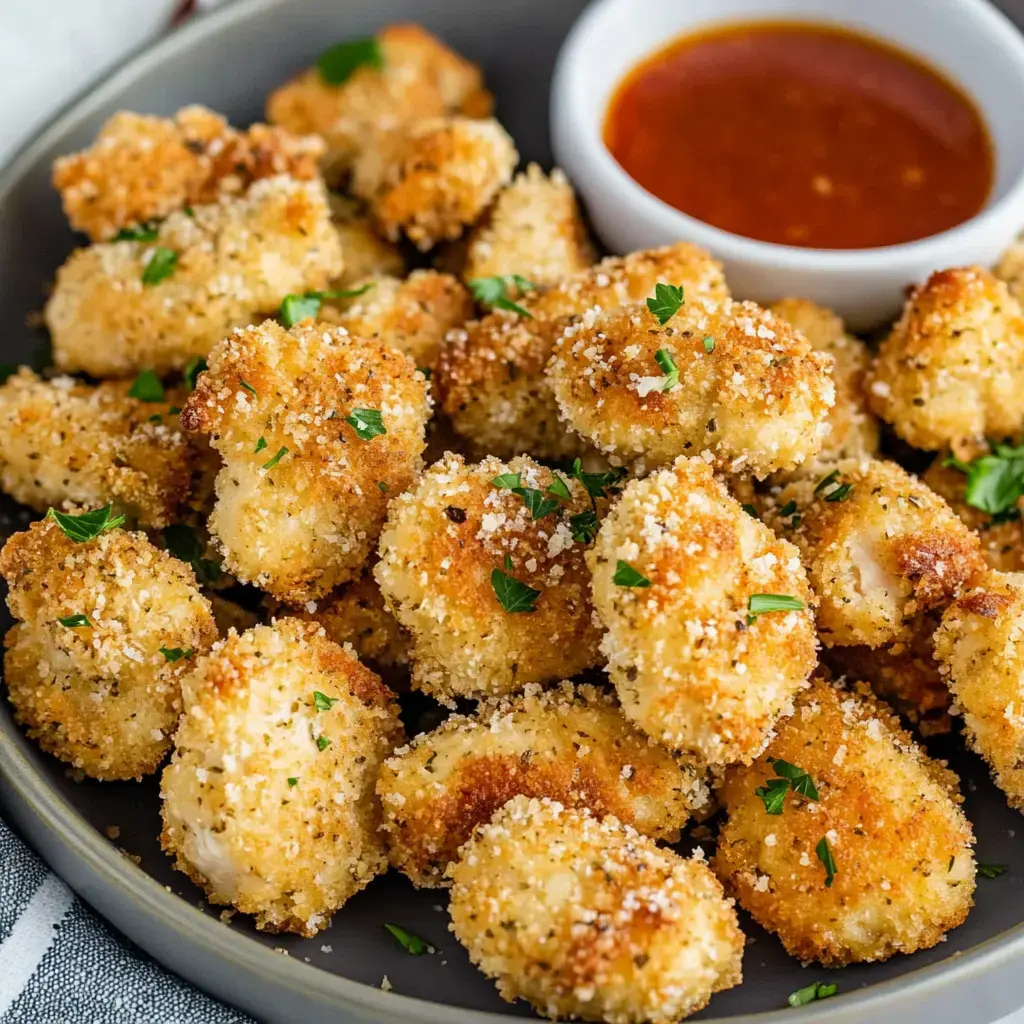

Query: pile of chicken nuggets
[[4, 22, 1024, 1023]]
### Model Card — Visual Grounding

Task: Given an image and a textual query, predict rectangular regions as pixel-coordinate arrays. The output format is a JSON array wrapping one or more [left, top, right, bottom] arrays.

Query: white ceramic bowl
[[551, 0, 1024, 328]]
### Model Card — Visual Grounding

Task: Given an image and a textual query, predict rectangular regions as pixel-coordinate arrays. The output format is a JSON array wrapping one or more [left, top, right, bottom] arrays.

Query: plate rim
[[0, 0, 1022, 1020]]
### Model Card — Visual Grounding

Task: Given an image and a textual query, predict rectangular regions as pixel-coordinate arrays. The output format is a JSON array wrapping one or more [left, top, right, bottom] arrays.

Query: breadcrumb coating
[[160, 619, 403, 935], [46, 176, 343, 378], [548, 298, 834, 477], [0, 516, 216, 780], [589, 457, 817, 767], [437, 243, 728, 460], [374, 454, 603, 702], [181, 318, 429, 602], [935, 570, 1024, 812], [714, 678, 975, 965], [52, 105, 324, 242], [320, 269, 473, 370], [769, 298, 879, 466], [327, 194, 406, 286], [351, 116, 517, 250], [867, 267, 1024, 451], [461, 164, 595, 286], [266, 24, 492, 180], [763, 458, 984, 648], [377, 681, 708, 887], [0, 369, 196, 530], [449, 796, 743, 1024], [995, 234, 1024, 305]]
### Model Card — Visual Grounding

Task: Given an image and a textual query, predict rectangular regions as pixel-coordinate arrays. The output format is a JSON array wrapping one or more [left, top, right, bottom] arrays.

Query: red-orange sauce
[[603, 21, 994, 249]]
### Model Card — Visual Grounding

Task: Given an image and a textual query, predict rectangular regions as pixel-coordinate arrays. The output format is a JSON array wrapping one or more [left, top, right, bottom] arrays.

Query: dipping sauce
[[603, 22, 994, 249]]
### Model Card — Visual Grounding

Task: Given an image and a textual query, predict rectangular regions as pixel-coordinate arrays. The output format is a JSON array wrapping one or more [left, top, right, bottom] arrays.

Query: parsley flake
[[58, 614, 91, 628], [945, 443, 1024, 520], [755, 778, 789, 815], [113, 221, 159, 243], [492, 473, 522, 489], [346, 408, 386, 440], [279, 284, 374, 327], [519, 489, 560, 520], [654, 348, 679, 391], [504, 554, 513, 571], [254, 437, 268, 454], [162, 524, 222, 585], [47, 505, 125, 542], [747, 593, 805, 624], [613, 560, 651, 588], [316, 37, 384, 85], [816, 836, 837, 887], [184, 357, 207, 392], [314, 691, 340, 712], [491, 568, 540, 613], [756, 758, 819, 814], [287, 777, 298, 788], [567, 458, 627, 501], [978, 863, 1008, 879], [814, 469, 840, 495], [646, 282, 683, 325], [384, 923, 429, 955], [788, 982, 837, 1007], [141, 247, 178, 286], [468, 275, 537, 318], [378, 481, 388, 493], [262, 446, 289, 471], [825, 482, 853, 503], [702, 335, 715, 354], [128, 369, 165, 403], [546, 476, 572, 501], [741, 503, 759, 518], [316, 735, 332, 752], [160, 646, 194, 663], [570, 509, 599, 543], [238, 378, 257, 398]]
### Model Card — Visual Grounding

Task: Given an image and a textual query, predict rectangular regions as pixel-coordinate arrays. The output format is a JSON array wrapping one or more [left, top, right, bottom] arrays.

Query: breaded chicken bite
[[437, 243, 728, 460], [52, 105, 324, 242], [328, 194, 405, 286], [351, 116, 517, 250], [867, 267, 1024, 451], [935, 570, 1024, 812], [460, 164, 595, 286], [320, 269, 473, 370], [590, 457, 817, 767], [769, 298, 879, 465], [449, 796, 743, 1024], [181, 319, 429, 603], [0, 369, 196, 529], [713, 678, 975, 965], [763, 458, 984, 648], [46, 176, 343, 378], [161, 619, 403, 935], [0, 514, 216, 780], [267, 24, 492, 180], [374, 454, 603, 702], [996, 234, 1024, 305], [377, 681, 708, 886], [549, 298, 834, 477]]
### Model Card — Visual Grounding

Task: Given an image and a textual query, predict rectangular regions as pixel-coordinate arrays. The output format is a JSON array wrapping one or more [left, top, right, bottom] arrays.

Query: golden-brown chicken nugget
[[328, 194, 406, 285]]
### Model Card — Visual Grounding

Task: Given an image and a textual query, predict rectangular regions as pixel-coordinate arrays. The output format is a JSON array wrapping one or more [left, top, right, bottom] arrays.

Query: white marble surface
[[0, 1, 1020, 1022]]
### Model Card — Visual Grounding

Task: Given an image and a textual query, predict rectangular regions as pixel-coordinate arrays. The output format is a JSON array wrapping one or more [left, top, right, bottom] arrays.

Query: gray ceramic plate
[[2, 1, 1024, 1021]]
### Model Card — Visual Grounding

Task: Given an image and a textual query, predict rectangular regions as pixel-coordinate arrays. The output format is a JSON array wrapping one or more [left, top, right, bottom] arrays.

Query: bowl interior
[[2, 0, 1024, 1021]]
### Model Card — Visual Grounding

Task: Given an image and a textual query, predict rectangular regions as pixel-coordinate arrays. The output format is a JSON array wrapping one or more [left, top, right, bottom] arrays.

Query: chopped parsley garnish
[[113, 221, 160, 243], [148, 414, 163, 424], [58, 614, 91, 628], [141, 247, 178, 286], [570, 509, 599, 543], [346, 408, 386, 440], [262, 446, 289, 471], [128, 369, 165, 402], [160, 646, 194, 663], [316, 735, 332, 751], [566, 458, 627, 501], [184, 357, 207, 392], [468, 275, 537, 318], [945, 443, 1024, 520], [816, 836, 837, 887], [47, 505, 125, 542], [747, 593, 805, 624], [702, 335, 715, 353], [654, 348, 679, 391], [162, 524, 222, 585], [279, 284, 374, 327], [238, 378, 257, 398], [287, 777, 298, 788], [491, 568, 540, 613], [613, 560, 651, 588], [383, 923, 429, 955], [504, 554, 513, 571], [254, 437, 268, 454], [756, 757, 819, 814], [741, 503, 759, 518], [546, 476, 572, 501], [492, 472, 561, 520], [788, 982, 837, 1007], [814, 470, 853, 503], [492, 473, 522, 489], [378, 481, 388, 493], [978, 862, 1008, 879], [316, 37, 384, 85], [755, 778, 789, 815], [646, 282, 683, 325], [825, 482, 853, 503], [313, 691, 340, 712]]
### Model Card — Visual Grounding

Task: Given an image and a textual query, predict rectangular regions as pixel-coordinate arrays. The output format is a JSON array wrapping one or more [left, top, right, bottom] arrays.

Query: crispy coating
[[46, 176, 343, 378], [437, 243, 728, 460], [713, 678, 975, 965], [266, 24, 492, 180], [548, 299, 834, 477], [374, 454, 603, 702], [934, 570, 1024, 812], [589, 457, 817, 767], [0, 369, 197, 530], [351, 116, 517, 250], [181, 318, 429, 602], [995, 234, 1024, 305], [769, 298, 879, 466], [160, 619, 403, 935], [52, 105, 324, 242], [763, 458, 984, 648], [449, 796, 743, 1024], [377, 682, 708, 886], [867, 267, 1024, 451], [461, 164, 595, 286], [320, 269, 473, 370], [328, 195, 406, 285], [0, 516, 216, 780]]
